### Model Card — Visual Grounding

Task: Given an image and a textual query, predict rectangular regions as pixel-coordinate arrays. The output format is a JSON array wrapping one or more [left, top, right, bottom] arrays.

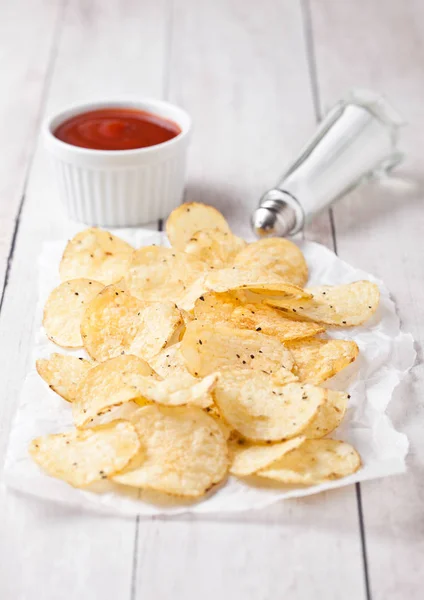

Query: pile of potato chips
[[31, 202, 380, 500]]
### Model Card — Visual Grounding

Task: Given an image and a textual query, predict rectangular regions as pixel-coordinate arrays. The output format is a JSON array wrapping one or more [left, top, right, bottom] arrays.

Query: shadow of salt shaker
[[252, 89, 405, 237]]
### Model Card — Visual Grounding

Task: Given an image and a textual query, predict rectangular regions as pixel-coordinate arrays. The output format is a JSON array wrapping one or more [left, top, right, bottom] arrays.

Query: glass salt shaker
[[251, 89, 404, 238]]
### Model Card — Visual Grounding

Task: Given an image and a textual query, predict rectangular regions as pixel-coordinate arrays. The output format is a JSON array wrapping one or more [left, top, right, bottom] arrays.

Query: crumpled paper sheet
[[3, 229, 416, 516]]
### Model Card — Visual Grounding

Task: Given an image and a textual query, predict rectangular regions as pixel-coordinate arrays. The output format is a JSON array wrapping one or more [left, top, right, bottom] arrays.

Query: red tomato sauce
[[54, 107, 181, 151]]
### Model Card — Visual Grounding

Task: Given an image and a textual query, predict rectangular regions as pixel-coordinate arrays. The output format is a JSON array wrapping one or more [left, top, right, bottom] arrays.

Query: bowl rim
[[43, 97, 192, 158]]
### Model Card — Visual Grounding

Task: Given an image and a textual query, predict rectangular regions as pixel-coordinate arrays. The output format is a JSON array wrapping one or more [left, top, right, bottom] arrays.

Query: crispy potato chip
[[166, 202, 231, 251], [180, 308, 194, 327], [36, 354, 92, 402], [150, 342, 205, 392], [133, 373, 217, 409], [60, 228, 134, 285], [193, 294, 325, 342], [302, 390, 349, 438], [230, 304, 325, 341], [90, 401, 142, 428], [204, 405, 233, 440], [43, 279, 104, 348], [150, 344, 217, 407], [193, 292, 238, 324], [127, 302, 184, 360], [74, 354, 216, 427], [73, 355, 154, 427], [205, 268, 311, 298], [213, 369, 325, 441], [267, 281, 380, 327], [150, 343, 191, 379], [271, 366, 299, 385], [233, 238, 308, 287], [184, 228, 246, 268], [229, 436, 306, 476], [181, 321, 294, 376], [258, 439, 361, 484], [81, 283, 183, 362], [288, 338, 359, 383], [113, 405, 229, 497], [29, 421, 140, 488], [174, 275, 210, 311], [125, 246, 207, 307]]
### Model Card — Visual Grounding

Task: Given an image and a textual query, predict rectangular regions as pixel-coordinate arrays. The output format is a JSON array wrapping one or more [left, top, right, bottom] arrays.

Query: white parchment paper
[[3, 229, 416, 516]]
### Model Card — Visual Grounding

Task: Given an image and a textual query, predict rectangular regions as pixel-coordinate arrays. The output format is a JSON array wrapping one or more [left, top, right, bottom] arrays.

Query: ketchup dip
[[53, 107, 182, 151]]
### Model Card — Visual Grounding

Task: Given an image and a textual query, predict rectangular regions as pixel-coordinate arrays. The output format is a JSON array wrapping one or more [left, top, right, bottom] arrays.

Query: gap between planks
[[300, 0, 370, 598], [0, 0, 66, 313]]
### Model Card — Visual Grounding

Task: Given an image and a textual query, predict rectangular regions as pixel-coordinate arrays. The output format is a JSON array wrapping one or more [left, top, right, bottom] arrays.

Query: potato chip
[[127, 302, 184, 360], [193, 292, 238, 325], [229, 436, 306, 476], [205, 268, 311, 298], [73, 355, 154, 427], [149, 343, 190, 378], [302, 390, 349, 438], [288, 338, 359, 384], [90, 401, 142, 428], [113, 405, 229, 497], [36, 354, 92, 402], [29, 421, 140, 487], [193, 294, 325, 343], [180, 308, 194, 327], [233, 238, 308, 287], [230, 304, 325, 342], [150, 342, 204, 393], [60, 228, 134, 285], [43, 279, 104, 347], [204, 405, 233, 440], [267, 281, 380, 327], [132, 373, 217, 409], [271, 366, 299, 385], [175, 275, 210, 311], [151, 344, 217, 407], [184, 228, 246, 268], [181, 321, 294, 376], [81, 283, 182, 362], [258, 439, 361, 484], [166, 202, 231, 250], [213, 369, 325, 441], [125, 246, 207, 307]]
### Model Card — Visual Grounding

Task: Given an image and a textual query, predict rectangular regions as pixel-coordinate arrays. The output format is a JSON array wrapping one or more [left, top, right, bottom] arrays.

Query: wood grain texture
[[133, 2, 366, 598], [0, 0, 62, 294], [0, 1, 167, 598], [310, 0, 424, 598], [169, 0, 321, 239]]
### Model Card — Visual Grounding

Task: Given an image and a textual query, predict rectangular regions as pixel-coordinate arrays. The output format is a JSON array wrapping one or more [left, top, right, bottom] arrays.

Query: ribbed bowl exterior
[[52, 152, 187, 226]]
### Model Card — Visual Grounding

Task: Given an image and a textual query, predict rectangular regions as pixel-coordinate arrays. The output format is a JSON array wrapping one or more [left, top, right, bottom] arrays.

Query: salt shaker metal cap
[[252, 89, 404, 238]]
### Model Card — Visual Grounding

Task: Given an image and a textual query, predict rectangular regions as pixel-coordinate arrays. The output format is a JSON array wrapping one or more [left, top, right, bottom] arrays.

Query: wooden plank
[[133, 2, 366, 599], [0, 1, 167, 598], [310, 0, 424, 598], [0, 0, 62, 293]]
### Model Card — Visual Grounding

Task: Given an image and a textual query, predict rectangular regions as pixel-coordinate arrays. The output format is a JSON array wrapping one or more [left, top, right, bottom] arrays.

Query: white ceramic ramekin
[[44, 99, 191, 226]]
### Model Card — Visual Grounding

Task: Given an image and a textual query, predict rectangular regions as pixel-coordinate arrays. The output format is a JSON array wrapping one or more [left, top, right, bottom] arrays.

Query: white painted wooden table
[[0, 1, 422, 598]]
